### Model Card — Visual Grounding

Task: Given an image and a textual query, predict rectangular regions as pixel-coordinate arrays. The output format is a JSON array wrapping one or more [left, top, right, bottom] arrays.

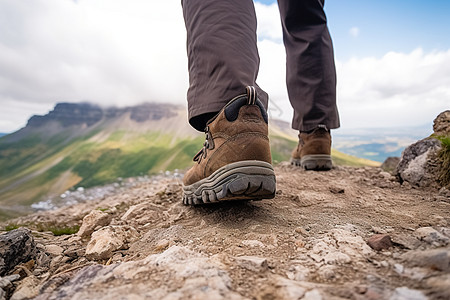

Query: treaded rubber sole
[[291, 154, 332, 171], [182, 160, 276, 205]]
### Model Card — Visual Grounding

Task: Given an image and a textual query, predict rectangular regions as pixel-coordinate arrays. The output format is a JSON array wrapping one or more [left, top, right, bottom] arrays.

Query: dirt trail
[[1, 163, 449, 300]]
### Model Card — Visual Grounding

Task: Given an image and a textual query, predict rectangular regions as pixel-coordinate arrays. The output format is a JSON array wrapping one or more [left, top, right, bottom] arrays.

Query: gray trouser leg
[[278, 0, 340, 131], [182, 0, 268, 131]]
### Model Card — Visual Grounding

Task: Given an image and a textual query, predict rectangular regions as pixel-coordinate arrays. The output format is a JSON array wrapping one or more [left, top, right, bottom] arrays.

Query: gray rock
[[390, 234, 421, 250], [396, 138, 441, 187], [400, 248, 449, 271], [389, 287, 427, 300], [381, 157, 400, 174], [0, 274, 20, 300], [0, 228, 37, 276], [0, 274, 20, 289], [414, 227, 449, 246]]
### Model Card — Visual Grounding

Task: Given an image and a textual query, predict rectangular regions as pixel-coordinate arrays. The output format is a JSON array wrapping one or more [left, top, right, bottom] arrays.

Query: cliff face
[[26, 102, 178, 128]]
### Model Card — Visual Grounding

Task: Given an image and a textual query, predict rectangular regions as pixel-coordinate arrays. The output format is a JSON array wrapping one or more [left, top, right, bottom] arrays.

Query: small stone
[[155, 239, 170, 251], [295, 227, 308, 235], [294, 239, 305, 248], [414, 227, 449, 246], [371, 226, 387, 234], [86, 225, 139, 260], [77, 210, 111, 238], [367, 234, 393, 251], [45, 245, 64, 256], [389, 287, 427, 300], [235, 256, 268, 272], [64, 245, 85, 258], [329, 186, 345, 194], [380, 261, 389, 268], [394, 264, 404, 274]]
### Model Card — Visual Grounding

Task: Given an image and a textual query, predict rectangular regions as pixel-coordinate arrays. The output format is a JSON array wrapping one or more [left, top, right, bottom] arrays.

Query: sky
[[0, 0, 449, 133]]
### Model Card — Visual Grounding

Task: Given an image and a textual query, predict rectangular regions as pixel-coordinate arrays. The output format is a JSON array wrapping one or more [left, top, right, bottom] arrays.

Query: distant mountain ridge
[[0, 102, 378, 220], [27, 102, 178, 128]]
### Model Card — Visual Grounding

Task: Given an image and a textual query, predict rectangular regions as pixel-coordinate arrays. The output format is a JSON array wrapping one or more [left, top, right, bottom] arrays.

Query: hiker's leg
[[182, 0, 268, 131], [278, 0, 340, 131]]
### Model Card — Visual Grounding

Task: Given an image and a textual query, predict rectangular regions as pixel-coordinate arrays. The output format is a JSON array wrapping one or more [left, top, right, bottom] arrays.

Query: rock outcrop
[[396, 110, 450, 187], [0, 228, 36, 276], [433, 110, 450, 135], [396, 138, 441, 187]]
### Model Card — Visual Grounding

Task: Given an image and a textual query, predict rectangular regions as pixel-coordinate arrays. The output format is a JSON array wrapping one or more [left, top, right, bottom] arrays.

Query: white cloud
[[0, 0, 188, 132], [254, 2, 283, 43], [336, 48, 450, 128], [349, 27, 360, 38]]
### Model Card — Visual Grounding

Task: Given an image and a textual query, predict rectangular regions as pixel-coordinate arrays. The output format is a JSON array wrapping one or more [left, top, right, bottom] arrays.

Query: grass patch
[[4, 223, 21, 231], [44, 225, 80, 236], [4, 222, 80, 236], [435, 135, 450, 187], [270, 135, 298, 164]]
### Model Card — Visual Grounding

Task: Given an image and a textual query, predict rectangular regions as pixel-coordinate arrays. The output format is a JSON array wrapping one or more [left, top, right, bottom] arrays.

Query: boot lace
[[193, 126, 215, 163]]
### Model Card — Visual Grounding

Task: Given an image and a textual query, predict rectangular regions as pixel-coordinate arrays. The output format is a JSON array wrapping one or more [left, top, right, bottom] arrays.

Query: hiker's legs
[[278, 0, 340, 132], [182, 0, 268, 131]]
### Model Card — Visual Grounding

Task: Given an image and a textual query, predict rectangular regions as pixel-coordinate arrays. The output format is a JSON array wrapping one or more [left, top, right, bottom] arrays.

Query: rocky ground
[[1, 163, 449, 300]]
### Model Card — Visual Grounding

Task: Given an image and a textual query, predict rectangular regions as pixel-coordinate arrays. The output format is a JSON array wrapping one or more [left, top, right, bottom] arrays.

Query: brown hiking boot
[[290, 125, 332, 170], [182, 86, 276, 205]]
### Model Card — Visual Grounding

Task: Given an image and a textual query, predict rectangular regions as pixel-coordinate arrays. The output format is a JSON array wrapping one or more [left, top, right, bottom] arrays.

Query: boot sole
[[182, 160, 276, 205], [291, 155, 332, 171]]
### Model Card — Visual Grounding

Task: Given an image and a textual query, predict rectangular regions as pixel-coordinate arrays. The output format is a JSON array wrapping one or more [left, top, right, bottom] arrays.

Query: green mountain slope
[[0, 103, 380, 220]]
